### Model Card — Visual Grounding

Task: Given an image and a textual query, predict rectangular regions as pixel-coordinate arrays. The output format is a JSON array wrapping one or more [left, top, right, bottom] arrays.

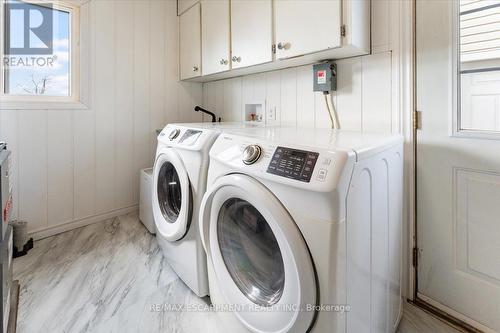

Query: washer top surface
[[158, 122, 282, 152], [219, 127, 403, 161], [171, 121, 268, 130]]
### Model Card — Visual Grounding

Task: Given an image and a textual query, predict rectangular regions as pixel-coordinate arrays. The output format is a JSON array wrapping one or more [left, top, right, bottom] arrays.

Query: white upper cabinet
[[230, 0, 273, 69], [201, 0, 231, 75], [179, 3, 201, 80], [178, 0, 370, 82], [274, 0, 341, 59], [178, 0, 198, 16]]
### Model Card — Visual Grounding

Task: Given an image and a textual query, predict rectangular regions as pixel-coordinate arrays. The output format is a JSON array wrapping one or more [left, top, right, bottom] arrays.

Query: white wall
[[0, 0, 203, 237], [202, 0, 402, 134]]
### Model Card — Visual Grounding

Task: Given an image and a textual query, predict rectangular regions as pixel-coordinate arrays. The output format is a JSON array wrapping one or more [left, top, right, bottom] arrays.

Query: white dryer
[[153, 122, 275, 297], [199, 127, 404, 332]]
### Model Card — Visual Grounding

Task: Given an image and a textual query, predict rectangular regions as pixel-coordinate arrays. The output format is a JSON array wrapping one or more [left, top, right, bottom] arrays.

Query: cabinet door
[[230, 0, 273, 69], [202, 0, 230, 75], [178, 0, 198, 16], [275, 0, 341, 59], [179, 3, 201, 80]]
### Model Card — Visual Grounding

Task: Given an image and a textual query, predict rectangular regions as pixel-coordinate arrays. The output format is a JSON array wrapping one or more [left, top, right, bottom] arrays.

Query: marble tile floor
[[13, 213, 463, 333]]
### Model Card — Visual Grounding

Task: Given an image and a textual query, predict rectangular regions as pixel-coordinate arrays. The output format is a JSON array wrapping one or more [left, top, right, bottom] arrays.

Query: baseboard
[[29, 205, 139, 240]]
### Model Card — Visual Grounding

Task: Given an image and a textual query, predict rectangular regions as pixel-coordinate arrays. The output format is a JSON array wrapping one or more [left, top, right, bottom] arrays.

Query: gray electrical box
[[313, 62, 337, 92]]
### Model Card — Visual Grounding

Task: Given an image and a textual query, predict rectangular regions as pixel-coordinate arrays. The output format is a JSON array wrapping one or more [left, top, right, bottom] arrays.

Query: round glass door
[[199, 174, 317, 333], [152, 149, 191, 241], [217, 198, 285, 307], [157, 162, 182, 223]]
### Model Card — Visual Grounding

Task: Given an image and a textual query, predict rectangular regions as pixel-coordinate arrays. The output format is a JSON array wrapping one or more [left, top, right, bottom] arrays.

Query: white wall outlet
[[268, 106, 277, 121]]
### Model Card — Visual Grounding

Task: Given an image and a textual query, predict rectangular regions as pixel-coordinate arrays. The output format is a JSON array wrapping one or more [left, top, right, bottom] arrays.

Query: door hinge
[[413, 110, 422, 131], [272, 44, 276, 54], [412, 247, 419, 267], [341, 25, 346, 37]]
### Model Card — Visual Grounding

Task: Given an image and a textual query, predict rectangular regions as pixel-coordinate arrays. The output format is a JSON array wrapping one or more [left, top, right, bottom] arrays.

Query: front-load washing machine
[[199, 127, 404, 332], [153, 122, 278, 297]]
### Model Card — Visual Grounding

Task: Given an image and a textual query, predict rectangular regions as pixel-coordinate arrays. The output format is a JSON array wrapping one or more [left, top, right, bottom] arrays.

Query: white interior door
[[417, 1, 500, 331], [230, 0, 273, 69]]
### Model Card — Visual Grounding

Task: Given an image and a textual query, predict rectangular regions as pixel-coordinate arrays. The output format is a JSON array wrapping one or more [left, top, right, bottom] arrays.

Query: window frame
[[452, 0, 500, 140], [0, 0, 84, 110]]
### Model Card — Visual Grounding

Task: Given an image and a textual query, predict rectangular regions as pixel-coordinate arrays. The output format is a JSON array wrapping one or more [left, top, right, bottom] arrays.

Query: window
[[0, 0, 80, 107], [457, 0, 500, 134]]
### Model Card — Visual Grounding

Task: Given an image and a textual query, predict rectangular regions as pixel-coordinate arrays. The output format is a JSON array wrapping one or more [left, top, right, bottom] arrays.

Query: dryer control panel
[[267, 146, 319, 182]]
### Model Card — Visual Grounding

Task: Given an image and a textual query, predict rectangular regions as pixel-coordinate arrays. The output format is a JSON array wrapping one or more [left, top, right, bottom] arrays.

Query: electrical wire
[[323, 93, 335, 129], [324, 92, 341, 129]]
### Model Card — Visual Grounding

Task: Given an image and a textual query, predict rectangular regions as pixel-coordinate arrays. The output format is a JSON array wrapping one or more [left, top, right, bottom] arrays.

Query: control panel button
[[169, 128, 181, 141], [317, 168, 328, 182], [242, 145, 262, 165], [267, 146, 319, 182]]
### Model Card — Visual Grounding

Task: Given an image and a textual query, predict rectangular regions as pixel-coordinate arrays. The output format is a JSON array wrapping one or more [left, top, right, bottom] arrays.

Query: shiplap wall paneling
[[74, 3, 95, 220], [47, 110, 74, 226], [165, 0, 180, 125], [94, 1, 116, 215], [202, 52, 393, 132], [266, 72, 281, 125], [133, 0, 151, 205], [115, 1, 135, 209], [296, 66, 315, 127], [18, 111, 48, 231], [149, 0, 167, 162], [362, 53, 392, 132], [280, 68, 297, 125], [336, 57, 362, 131]]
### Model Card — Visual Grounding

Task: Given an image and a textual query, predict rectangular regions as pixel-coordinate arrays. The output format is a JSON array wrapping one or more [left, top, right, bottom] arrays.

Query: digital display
[[267, 146, 319, 182], [179, 129, 202, 145]]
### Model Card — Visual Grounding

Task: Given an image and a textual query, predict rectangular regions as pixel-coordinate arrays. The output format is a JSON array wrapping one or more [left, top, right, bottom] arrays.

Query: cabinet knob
[[231, 56, 241, 63], [192, 66, 199, 72], [277, 42, 289, 50], [220, 59, 228, 65]]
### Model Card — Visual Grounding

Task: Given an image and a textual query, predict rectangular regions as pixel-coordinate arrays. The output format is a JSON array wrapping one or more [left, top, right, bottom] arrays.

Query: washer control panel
[[178, 129, 202, 145], [267, 146, 319, 182]]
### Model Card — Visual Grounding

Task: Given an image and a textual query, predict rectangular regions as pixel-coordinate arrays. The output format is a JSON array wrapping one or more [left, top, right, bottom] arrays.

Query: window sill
[[0, 100, 89, 110]]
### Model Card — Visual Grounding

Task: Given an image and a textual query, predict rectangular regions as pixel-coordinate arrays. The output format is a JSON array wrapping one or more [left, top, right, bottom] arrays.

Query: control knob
[[242, 145, 262, 165], [169, 128, 180, 141]]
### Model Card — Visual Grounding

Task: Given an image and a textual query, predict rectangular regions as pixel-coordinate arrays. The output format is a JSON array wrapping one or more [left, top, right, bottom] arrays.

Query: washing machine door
[[153, 148, 192, 241], [199, 174, 317, 333]]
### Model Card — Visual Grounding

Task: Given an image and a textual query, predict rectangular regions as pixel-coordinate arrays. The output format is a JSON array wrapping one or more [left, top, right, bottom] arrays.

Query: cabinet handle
[[192, 66, 199, 72], [220, 59, 228, 65], [231, 56, 241, 63]]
